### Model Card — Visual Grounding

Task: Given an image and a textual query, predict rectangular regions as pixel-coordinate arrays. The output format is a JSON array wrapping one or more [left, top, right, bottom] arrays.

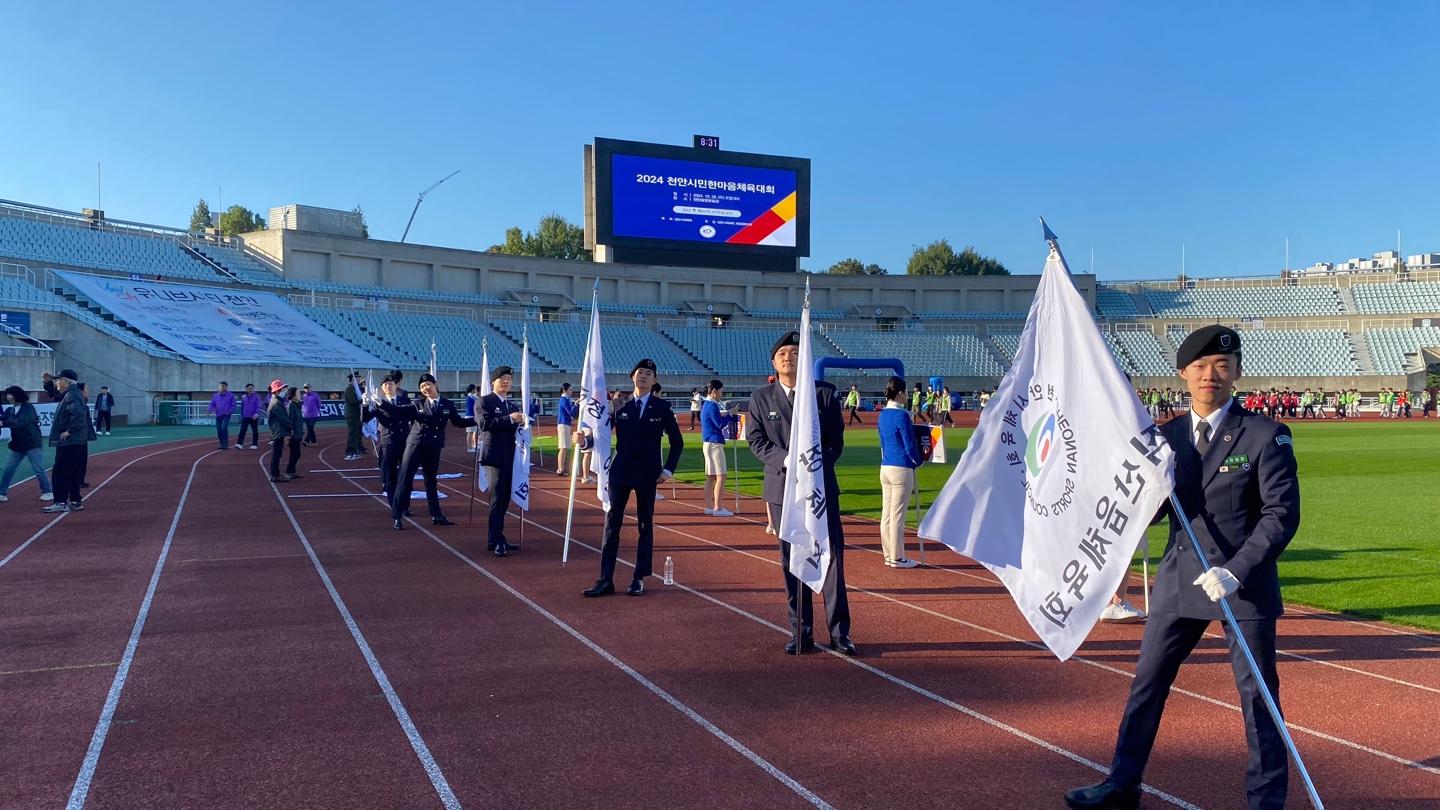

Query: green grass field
[[671, 420, 1440, 632]]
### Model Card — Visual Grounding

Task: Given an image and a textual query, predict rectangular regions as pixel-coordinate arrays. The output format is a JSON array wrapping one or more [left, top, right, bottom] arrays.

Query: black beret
[[771, 331, 800, 358], [631, 358, 657, 376], [381, 373, 399, 384], [1176, 325, 1242, 369], [418, 373, 437, 385], [491, 365, 514, 382]]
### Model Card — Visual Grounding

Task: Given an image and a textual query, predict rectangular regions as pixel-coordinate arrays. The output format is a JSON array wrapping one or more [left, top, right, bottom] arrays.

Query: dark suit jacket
[[382, 396, 474, 448], [745, 381, 845, 506], [1152, 403, 1300, 621], [609, 394, 683, 488], [478, 392, 521, 468], [364, 391, 413, 446]]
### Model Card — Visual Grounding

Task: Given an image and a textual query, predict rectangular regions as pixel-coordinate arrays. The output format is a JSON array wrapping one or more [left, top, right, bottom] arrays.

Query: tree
[[352, 205, 369, 239], [825, 258, 887, 275], [188, 199, 212, 232], [493, 214, 590, 261], [906, 239, 1009, 276], [218, 205, 266, 237]]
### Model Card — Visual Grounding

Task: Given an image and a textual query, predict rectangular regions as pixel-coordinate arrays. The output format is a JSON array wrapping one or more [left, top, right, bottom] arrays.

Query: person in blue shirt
[[464, 384, 480, 453], [878, 376, 924, 568], [700, 379, 737, 517], [555, 382, 578, 477]]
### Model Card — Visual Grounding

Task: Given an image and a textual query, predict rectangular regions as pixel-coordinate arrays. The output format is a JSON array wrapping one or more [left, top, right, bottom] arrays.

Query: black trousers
[[485, 464, 513, 545], [773, 500, 850, 642], [393, 444, 442, 519], [378, 441, 404, 499], [303, 418, 318, 444], [270, 438, 301, 478], [95, 411, 112, 432], [238, 417, 260, 446], [598, 480, 656, 583], [1110, 614, 1287, 810], [847, 406, 861, 425], [345, 418, 364, 456], [52, 444, 87, 504]]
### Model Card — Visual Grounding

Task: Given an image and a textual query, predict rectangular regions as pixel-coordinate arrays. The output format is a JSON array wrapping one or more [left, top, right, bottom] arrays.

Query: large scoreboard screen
[[589, 138, 810, 269]]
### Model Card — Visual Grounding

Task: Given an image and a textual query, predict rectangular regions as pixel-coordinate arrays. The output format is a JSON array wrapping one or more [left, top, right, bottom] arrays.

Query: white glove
[[1192, 567, 1240, 602]]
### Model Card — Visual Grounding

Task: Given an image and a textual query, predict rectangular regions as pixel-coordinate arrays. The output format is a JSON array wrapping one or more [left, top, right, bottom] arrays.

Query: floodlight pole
[[400, 170, 461, 244]]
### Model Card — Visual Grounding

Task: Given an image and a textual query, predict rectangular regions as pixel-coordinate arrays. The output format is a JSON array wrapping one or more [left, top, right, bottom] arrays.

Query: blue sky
[[3, 2, 1437, 280]]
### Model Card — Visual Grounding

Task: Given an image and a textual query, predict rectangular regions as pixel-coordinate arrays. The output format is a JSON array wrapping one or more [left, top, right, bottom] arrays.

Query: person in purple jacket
[[207, 381, 237, 450], [301, 384, 322, 445], [237, 383, 263, 450]]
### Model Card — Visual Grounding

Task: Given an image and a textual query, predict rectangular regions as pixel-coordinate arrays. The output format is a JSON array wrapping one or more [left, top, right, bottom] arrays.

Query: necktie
[[787, 388, 795, 407], [1196, 421, 1212, 453]]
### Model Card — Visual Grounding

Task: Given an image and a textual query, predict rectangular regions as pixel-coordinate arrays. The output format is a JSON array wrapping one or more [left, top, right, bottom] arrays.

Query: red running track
[[1, 427, 1437, 810]]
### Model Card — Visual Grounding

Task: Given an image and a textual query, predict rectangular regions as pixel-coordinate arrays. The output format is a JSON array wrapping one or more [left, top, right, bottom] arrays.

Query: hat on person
[[55, 369, 79, 381], [302, 383, 311, 389], [418, 373, 437, 385], [491, 365, 513, 382], [631, 358, 657, 377], [1175, 325, 1242, 369], [269, 379, 286, 394], [770, 331, 800, 358], [381, 373, 399, 384]]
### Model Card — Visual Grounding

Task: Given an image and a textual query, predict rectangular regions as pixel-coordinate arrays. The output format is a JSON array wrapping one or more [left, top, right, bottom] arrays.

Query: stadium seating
[[1111, 329, 1173, 376], [295, 279, 507, 308], [1363, 327, 1440, 374], [580, 302, 679, 315], [1095, 288, 1142, 318], [0, 215, 231, 283], [745, 308, 849, 320], [1143, 286, 1345, 318], [1351, 280, 1440, 314], [662, 326, 838, 375], [824, 330, 1005, 377], [192, 243, 290, 287], [491, 319, 708, 375], [299, 307, 556, 372], [1168, 326, 1359, 375], [987, 332, 1022, 362], [916, 310, 1028, 321]]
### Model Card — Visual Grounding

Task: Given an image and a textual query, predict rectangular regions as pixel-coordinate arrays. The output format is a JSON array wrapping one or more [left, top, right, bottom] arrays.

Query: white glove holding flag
[[1193, 567, 1240, 602]]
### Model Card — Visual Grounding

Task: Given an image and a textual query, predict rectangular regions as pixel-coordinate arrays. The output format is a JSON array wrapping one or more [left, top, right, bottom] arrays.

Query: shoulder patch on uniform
[[1276, 435, 1293, 447]]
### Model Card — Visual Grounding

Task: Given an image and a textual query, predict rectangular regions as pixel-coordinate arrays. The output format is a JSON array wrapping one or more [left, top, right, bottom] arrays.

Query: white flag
[[919, 245, 1175, 660], [778, 304, 831, 593], [578, 302, 612, 511], [511, 334, 532, 511], [362, 370, 378, 446], [475, 341, 489, 492]]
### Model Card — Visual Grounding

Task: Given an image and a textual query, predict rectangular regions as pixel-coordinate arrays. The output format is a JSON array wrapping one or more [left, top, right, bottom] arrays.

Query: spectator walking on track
[[93, 385, 114, 435], [45, 369, 91, 512], [845, 384, 862, 425], [689, 388, 702, 431], [238, 384, 263, 449], [266, 381, 297, 483], [208, 381, 236, 450], [300, 384, 321, 445], [0, 386, 54, 503]]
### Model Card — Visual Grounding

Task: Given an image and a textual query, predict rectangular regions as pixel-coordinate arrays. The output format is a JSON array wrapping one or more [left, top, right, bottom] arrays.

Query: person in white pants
[[877, 376, 922, 568]]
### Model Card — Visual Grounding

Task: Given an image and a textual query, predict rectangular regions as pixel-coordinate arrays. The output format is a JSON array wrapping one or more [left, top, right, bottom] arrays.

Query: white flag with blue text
[[511, 335, 532, 511], [578, 305, 612, 511], [919, 246, 1175, 660], [778, 305, 831, 592]]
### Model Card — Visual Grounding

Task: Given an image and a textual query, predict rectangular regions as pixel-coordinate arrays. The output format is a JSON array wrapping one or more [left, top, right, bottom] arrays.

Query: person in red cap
[[265, 381, 299, 482]]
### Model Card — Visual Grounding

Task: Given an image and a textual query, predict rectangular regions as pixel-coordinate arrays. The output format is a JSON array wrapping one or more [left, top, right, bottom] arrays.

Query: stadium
[[4, 92, 1439, 810]]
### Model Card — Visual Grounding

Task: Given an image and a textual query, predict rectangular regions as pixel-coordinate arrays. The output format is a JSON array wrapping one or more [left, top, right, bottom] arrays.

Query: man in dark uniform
[[363, 373, 412, 505], [578, 359, 683, 597], [746, 332, 856, 656], [479, 365, 524, 557], [343, 374, 365, 460], [1067, 325, 1301, 810], [380, 373, 474, 530]]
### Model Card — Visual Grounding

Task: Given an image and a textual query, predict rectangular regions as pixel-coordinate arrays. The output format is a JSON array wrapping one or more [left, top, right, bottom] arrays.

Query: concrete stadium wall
[[240, 228, 1094, 313]]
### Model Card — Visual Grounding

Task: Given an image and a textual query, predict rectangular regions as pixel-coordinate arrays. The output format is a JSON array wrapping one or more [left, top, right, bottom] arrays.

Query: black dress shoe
[[1065, 781, 1141, 810], [784, 638, 816, 655], [432, 516, 455, 526], [403, 509, 413, 517], [831, 636, 858, 656], [493, 543, 507, 558], [393, 519, 404, 531], [626, 577, 644, 596], [582, 580, 615, 597]]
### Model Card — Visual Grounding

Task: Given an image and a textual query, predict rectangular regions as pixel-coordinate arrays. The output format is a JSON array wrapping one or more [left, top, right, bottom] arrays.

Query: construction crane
[[400, 169, 461, 243]]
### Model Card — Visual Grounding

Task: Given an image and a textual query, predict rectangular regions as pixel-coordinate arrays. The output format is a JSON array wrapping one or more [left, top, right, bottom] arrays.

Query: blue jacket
[[557, 396, 577, 426], [879, 406, 924, 468], [700, 399, 731, 444]]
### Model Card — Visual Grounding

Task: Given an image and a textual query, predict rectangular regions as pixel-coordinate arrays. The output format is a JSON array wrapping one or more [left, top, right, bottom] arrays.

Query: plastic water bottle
[[663, 556, 674, 586]]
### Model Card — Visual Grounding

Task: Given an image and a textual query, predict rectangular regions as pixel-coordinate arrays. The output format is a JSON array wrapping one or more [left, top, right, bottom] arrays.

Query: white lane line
[[312, 449, 834, 810], [526, 478, 1440, 778], [258, 449, 462, 810], [2, 441, 211, 571], [67, 449, 220, 810], [287, 492, 447, 499], [537, 464, 1440, 695], [423, 478, 1202, 810]]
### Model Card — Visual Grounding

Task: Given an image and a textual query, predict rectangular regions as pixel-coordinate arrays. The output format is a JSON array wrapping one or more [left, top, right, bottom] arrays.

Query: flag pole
[[732, 428, 740, 515], [562, 279, 601, 564], [913, 478, 925, 566], [1169, 492, 1324, 809]]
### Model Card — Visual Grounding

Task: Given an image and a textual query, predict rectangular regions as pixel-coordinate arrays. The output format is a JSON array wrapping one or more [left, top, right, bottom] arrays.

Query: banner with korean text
[[919, 247, 1175, 660], [56, 271, 386, 367]]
